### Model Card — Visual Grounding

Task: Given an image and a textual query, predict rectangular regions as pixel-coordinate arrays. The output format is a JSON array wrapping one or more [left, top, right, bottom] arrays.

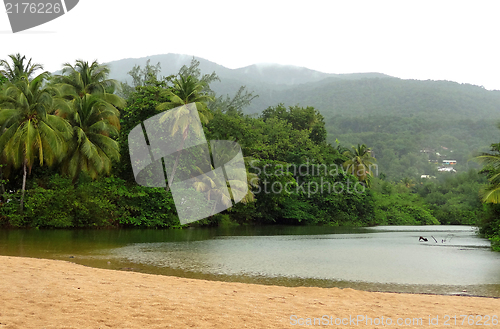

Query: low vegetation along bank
[[0, 55, 499, 251]]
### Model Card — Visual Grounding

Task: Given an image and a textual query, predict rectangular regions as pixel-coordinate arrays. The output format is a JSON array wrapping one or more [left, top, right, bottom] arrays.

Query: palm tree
[[54, 60, 126, 109], [0, 54, 43, 82], [155, 75, 215, 193], [56, 94, 120, 183], [53, 60, 125, 183], [343, 144, 377, 186], [475, 142, 500, 203], [157, 75, 214, 124], [191, 159, 258, 216], [192, 169, 232, 215], [0, 73, 72, 209]]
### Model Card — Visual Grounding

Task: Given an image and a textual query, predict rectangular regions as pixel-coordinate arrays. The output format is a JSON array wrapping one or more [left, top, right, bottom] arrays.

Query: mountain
[[100, 53, 500, 181], [103, 53, 500, 120], [103, 53, 395, 113], [273, 77, 500, 120]]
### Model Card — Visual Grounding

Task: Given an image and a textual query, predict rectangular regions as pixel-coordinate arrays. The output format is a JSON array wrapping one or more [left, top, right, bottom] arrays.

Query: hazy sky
[[1, 0, 499, 90]]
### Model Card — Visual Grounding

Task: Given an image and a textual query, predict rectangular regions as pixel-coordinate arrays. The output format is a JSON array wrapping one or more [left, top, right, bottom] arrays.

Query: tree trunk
[[0, 165, 5, 195], [164, 135, 186, 194], [20, 160, 27, 212]]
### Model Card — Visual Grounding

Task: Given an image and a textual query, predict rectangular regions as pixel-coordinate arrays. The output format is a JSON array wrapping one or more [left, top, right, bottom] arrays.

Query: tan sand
[[0, 255, 499, 328]]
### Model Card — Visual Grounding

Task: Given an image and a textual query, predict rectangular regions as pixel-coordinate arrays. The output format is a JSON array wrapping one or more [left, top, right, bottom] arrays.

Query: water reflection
[[1, 225, 500, 297]]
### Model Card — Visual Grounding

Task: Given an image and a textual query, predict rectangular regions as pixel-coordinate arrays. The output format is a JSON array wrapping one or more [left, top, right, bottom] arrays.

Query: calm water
[[1, 225, 500, 297]]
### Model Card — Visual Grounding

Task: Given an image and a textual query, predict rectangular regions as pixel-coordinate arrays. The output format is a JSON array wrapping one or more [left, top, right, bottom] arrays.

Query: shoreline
[[1, 255, 500, 328]]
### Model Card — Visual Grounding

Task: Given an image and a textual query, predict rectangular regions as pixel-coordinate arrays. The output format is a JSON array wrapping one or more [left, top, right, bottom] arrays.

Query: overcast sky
[[1, 0, 499, 90]]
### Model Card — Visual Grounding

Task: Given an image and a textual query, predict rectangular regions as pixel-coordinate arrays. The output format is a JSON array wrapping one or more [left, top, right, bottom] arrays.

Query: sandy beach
[[0, 255, 499, 328]]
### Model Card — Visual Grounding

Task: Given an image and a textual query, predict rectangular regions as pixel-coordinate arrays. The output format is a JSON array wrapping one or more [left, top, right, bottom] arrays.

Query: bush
[[0, 174, 182, 228]]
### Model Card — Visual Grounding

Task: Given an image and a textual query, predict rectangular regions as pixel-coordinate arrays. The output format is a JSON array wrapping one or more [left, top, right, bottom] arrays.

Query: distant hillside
[[103, 54, 500, 120], [274, 77, 500, 120], [103, 53, 394, 113], [101, 54, 500, 181]]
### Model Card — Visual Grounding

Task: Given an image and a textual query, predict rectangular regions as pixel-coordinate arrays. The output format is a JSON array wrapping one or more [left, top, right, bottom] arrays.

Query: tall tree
[[157, 74, 215, 123], [208, 86, 258, 116], [0, 54, 43, 82], [53, 60, 125, 183], [261, 104, 327, 144], [54, 60, 126, 109], [155, 75, 216, 193], [56, 94, 120, 183], [343, 144, 377, 186], [128, 59, 163, 88], [0, 73, 72, 209]]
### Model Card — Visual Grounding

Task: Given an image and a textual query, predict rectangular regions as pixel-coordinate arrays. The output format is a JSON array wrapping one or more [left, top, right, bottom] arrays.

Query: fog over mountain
[[104, 53, 392, 114], [104, 53, 500, 120]]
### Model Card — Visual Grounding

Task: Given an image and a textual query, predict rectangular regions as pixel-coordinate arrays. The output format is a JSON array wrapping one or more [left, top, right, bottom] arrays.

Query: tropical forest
[[1, 54, 499, 252]]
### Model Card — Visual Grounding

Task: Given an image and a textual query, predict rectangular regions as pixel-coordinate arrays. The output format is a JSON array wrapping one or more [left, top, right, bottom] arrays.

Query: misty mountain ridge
[[101, 53, 500, 120], [106, 53, 391, 87], [100, 54, 500, 180]]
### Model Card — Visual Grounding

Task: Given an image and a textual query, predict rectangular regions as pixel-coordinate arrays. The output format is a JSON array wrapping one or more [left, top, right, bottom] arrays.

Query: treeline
[[0, 55, 498, 248], [0, 56, 376, 228]]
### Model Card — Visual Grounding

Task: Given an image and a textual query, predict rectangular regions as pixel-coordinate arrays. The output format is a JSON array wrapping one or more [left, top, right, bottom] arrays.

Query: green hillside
[[278, 77, 500, 119], [103, 54, 500, 181]]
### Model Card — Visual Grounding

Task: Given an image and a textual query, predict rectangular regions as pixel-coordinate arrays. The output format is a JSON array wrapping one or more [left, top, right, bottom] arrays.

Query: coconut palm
[[475, 142, 500, 203], [343, 144, 377, 186], [0, 53, 43, 82], [52, 60, 124, 183], [192, 159, 258, 216], [156, 75, 214, 124], [56, 94, 120, 183], [155, 76, 215, 193], [54, 60, 126, 109], [0, 73, 72, 209]]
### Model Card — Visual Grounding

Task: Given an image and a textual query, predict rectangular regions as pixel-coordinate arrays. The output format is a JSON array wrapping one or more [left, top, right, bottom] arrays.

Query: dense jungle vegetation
[[0, 54, 499, 250]]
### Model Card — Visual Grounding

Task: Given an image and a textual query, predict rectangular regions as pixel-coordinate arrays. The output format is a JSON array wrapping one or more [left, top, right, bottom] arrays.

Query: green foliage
[[0, 73, 72, 171], [475, 140, 500, 203], [128, 60, 163, 88], [0, 174, 180, 228], [262, 104, 327, 144], [117, 78, 170, 180], [246, 158, 375, 226], [116, 184, 179, 228], [53, 60, 125, 108], [478, 203, 500, 251], [475, 126, 500, 250], [3, 54, 491, 232], [0, 53, 43, 82], [372, 191, 440, 225], [370, 172, 484, 226], [342, 144, 376, 186], [328, 114, 490, 182], [208, 86, 258, 116]]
